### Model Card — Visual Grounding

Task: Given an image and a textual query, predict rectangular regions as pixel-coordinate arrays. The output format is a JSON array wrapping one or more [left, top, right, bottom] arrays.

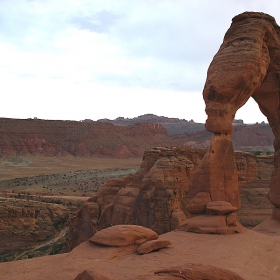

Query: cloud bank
[[1, 0, 279, 123]]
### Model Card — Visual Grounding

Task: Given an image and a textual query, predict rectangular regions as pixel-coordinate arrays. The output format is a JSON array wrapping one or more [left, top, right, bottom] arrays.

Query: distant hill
[[0, 116, 274, 159], [98, 114, 205, 135], [171, 123, 274, 151], [0, 118, 174, 158], [98, 114, 274, 151]]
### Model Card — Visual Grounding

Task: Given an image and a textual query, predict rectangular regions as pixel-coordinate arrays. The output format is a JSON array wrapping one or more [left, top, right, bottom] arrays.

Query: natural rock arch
[[183, 12, 280, 232]]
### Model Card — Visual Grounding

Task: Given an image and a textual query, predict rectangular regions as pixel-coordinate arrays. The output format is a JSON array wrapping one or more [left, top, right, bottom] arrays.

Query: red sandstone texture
[[66, 146, 205, 251], [65, 146, 267, 251], [2, 227, 280, 279], [89, 225, 158, 247], [0, 118, 173, 158], [186, 12, 280, 230]]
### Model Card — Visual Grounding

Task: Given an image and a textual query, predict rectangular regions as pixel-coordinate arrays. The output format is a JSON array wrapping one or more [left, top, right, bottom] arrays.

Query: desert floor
[[0, 156, 142, 181]]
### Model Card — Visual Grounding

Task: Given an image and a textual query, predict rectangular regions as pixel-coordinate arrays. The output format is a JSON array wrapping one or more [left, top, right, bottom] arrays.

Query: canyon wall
[[0, 118, 172, 158], [0, 199, 69, 261]]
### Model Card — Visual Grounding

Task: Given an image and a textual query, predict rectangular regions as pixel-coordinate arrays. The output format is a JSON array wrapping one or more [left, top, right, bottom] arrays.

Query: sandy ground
[[1, 219, 280, 280], [0, 156, 141, 181]]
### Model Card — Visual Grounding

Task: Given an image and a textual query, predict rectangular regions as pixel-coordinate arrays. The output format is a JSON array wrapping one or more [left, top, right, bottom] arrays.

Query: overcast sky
[[1, 0, 279, 123]]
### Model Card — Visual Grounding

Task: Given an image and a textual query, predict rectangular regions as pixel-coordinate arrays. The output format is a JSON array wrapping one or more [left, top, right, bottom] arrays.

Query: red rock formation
[[66, 146, 205, 251], [136, 239, 171, 255], [89, 225, 158, 247], [187, 12, 280, 229], [66, 146, 265, 251], [0, 199, 69, 258], [74, 270, 118, 280], [0, 118, 173, 158], [152, 263, 245, 280]]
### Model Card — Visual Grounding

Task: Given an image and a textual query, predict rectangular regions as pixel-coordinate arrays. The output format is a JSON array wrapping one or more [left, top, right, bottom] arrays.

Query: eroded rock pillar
[[179, 12, 280, 234], [188, 134, 240, 208], [179, 12, 279, 234], [179, 131, 242, 234]]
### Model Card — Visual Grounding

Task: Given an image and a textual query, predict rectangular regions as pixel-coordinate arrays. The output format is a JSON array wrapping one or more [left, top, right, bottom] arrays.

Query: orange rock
[[74, 270, 118, 280], [152, 263, 245, 280], [170, 208, 187, 230], [206, 201, 238, 215], [137, 239, 171, 255], [186, 192, 211, 214], [188, 135, 241, 209], [176, 215, 243, 234], [89, 225, 158, 247], [202, 12, 280, 213], [66, 147, 264, 250]]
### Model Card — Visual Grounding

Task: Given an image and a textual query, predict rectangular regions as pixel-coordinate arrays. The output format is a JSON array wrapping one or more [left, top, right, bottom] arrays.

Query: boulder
[[170, 208, 187, 230], [137, 240, 171, 255], [206, 201, 238, 215], [74, 270, 118, 280], [89, 225, 158, 247], [186, 192, 211, 214], [176, 215, 243, 234]]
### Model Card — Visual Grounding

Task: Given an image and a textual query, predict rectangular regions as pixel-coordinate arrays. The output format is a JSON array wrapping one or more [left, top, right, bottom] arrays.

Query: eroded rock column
[[178, 12, 280, 234]]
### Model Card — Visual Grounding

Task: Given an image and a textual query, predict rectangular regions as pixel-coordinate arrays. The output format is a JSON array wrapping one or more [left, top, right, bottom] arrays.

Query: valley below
[[0, 156, 141, 262], [0, 115, 278, 280]]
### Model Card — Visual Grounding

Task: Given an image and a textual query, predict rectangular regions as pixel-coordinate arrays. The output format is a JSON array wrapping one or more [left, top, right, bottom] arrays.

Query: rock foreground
[[1, 221, 280, 279], [66, 145, 273, 251]]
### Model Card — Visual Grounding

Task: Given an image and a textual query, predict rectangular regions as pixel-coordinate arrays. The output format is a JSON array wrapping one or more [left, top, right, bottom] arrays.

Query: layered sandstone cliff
[[0, 199, 69, 261], [0, 118, 173, 158]]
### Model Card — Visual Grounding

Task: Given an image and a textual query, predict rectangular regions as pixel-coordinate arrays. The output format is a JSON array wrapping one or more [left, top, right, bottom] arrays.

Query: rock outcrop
[[0, 199, 69, 260], [136, 239, 171, 255], [0, 118, 173, 158], [66, 146, 270, 251], [89, 225, 158, 247], [150, 263, 246, 280], [66, 146, 205, 251], [186, 12, 280, 229], [74, 270, 118, 280]]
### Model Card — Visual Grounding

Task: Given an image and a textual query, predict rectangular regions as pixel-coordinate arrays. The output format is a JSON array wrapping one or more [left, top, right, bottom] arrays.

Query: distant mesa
[[0, 115, 273, 159]]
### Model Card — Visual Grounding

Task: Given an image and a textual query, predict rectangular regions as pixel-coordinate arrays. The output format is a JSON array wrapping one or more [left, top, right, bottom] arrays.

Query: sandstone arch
[[184, 12, 280, 231]]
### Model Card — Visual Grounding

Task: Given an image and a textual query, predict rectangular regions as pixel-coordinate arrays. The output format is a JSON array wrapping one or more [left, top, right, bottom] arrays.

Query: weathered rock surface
[[66, 146, 271, 250], [202, 12, 280, 216], [89, 225, 158, 247], [237, 154, 273, 227], [185, 12, 280, 232], [66, 146, 205, 251], [151, 263, 245, 280], [137, 239, 171, 255], [176, 215, 243, 234], [0, 199, 69, 259], [186, 192, 211, 214], [2, 229, 280, 280], [0, 118, 173, 158], [188, 135, 241, 209], [74, 270, 118, 280], [206, 201, 238, 215]]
